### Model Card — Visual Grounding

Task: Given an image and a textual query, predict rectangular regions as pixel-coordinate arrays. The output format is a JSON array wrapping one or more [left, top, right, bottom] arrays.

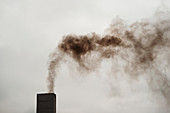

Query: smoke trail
[[47, 50, 64, 93], [47, 10, 170, 105], [47, 33, 124, 92]]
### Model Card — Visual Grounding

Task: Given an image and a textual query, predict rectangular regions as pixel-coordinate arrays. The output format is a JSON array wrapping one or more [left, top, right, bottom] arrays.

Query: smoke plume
[[47, 10, 170, 105]]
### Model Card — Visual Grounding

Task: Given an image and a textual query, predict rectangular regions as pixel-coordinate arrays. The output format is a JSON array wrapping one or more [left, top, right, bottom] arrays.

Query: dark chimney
[[37, 93, 56, 113]]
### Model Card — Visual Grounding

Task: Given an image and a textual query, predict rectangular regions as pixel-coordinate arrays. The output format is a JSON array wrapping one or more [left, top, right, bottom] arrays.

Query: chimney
[[37, 93, 56, 113]]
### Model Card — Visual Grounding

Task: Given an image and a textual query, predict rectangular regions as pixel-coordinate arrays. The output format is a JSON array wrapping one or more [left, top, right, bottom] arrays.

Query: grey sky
[[0, 0, 170, 113]]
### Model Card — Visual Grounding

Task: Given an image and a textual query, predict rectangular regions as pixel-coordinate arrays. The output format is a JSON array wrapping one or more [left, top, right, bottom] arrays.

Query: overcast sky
[[1, 0, 170, 113]]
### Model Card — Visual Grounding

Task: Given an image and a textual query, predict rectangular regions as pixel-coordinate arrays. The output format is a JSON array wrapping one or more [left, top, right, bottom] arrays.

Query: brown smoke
[[47, 10, 170, 105], [58, 34, 123, 64]]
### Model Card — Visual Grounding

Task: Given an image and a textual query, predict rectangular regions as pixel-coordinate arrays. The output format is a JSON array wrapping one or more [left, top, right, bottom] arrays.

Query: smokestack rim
[[37, 93, 56, 95]]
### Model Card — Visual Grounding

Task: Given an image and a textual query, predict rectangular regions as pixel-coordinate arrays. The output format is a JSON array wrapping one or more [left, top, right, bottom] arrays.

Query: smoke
[[47, 9, 170, 105]]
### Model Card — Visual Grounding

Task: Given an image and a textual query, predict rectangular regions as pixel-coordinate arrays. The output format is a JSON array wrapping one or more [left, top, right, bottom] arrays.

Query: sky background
[[0, 0, 170, 113]]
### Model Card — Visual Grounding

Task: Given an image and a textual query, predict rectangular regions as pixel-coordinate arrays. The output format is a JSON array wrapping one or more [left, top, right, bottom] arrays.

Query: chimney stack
[[37, 93, 56, 113]]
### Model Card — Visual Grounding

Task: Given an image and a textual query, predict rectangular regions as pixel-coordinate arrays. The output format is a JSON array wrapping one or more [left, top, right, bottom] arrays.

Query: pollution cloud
[[47, 9, 170, 106]]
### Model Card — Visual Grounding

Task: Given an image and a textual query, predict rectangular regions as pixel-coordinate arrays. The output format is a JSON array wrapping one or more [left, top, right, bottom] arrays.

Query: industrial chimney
[[36, 93, 56, 113]]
